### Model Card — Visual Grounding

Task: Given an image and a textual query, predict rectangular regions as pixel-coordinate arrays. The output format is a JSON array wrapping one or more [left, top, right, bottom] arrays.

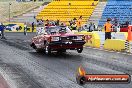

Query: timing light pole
[[9, 3, 11, 22]]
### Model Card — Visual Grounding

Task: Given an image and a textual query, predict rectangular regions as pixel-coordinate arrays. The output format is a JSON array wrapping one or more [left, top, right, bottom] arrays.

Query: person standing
[[32, 22, 35, 32], [0, 23, 6, 39], [88, 22, 95, 32], [77, 16, 82, 32], [71, 22, 77, 31], [104, 18, 112, 40], [56, 19, 60, 26], [24, 23, 27, 35]]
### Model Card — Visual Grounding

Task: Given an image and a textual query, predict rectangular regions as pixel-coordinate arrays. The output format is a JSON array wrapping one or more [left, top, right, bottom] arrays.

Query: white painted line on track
[[128, 54, 132, 55], [116, 52, 121, 53], [108, 51, 115, 52], [98, 48, 103, 50], [104, 50, 109, 51], [93, 48, 97, 50], [122, 53, 127, 55]]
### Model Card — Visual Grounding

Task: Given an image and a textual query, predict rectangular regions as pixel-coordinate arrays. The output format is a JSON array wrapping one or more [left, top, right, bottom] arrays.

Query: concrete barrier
[[111, 32, 128, 40], [104, 39, 126, 51], [92, 31, 105, 48], [75, 31, 100, 48]]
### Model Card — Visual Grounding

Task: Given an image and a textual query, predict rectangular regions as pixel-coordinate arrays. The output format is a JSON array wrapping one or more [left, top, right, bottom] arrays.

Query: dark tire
[[76, 76, 86, 86], [30, 43, 43, 53], [77, 47, 83, 53], [19, 26, 22, 30], [45, 43, 51, 55], [35, 48, 44, 53], [35, 49, 43, 53]]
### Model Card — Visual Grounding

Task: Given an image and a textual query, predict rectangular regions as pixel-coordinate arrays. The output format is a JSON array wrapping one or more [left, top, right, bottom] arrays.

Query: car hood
[[49, 33, 83, 37]]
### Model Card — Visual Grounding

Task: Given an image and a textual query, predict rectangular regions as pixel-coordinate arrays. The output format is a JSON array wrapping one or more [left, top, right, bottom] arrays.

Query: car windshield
[[45, 26, 72, 34]]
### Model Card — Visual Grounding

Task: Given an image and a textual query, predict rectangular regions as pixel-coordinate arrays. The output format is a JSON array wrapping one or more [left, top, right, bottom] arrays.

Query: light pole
[[68, 3, 71, 22], [9, 3, 11, 22]]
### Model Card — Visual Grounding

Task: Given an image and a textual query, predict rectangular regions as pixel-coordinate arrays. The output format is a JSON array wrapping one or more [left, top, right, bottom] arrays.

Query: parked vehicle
[[6, 24, 22, 31]]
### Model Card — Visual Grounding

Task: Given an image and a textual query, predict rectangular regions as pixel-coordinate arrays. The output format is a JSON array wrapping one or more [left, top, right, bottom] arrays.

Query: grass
[[0, 0, 51, 22]]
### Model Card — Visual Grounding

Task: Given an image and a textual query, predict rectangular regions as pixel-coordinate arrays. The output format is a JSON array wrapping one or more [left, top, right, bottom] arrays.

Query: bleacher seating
[[36, 0, 98, 24], [99, 1, 132, 26]]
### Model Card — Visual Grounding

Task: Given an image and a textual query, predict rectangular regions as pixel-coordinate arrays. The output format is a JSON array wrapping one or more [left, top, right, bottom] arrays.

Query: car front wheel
[[45, 44, 51, 55], [77, 47, 83, 53]]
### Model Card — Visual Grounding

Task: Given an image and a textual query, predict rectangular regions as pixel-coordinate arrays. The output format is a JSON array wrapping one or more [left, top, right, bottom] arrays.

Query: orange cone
[[127, 26, 132, 41]]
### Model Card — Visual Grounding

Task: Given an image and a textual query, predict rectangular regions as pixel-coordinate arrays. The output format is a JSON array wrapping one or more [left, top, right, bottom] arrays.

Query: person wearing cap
[[104, 18, 112, 40]]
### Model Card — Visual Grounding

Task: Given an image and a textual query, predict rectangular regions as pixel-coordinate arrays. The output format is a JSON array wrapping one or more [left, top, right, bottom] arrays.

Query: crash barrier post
[[103, 39, 126, 51], [127, 26, 132, 41], [125, 26, 132, 53], [75, 31, 100, 48], [125, 41, 132, 53], [125, 40, 130, 53]]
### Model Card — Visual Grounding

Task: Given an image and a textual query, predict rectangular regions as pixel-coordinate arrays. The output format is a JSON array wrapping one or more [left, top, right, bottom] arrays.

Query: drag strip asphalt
[[0, 33, 131, 88]]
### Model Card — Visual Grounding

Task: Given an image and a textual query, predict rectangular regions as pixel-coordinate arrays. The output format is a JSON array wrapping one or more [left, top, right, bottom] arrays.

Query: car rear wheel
[[45, 44, 51, 55], [30, 43, 42, 53], [35, 48, 44, 53], [77, 47, 83, 53]]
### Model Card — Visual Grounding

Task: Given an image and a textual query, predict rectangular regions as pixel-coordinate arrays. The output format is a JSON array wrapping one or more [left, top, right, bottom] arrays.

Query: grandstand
[[99, 0, 132, 26], [36, 0, 99, 24]]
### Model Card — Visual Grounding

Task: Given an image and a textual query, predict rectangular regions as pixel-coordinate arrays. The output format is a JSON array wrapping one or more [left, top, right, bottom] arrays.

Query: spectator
[[45, 19, 49, 26], [60, 22, 65, 26], [0, 23, 6, 39], [77, 16, 82, 32], [92, 2, 95, 6], [56, 20, 60, 26], [24, 23, 27, 35], [125, 21, 129, 27], [104, 18, 112, 40], [88, 22, 95, 32], [73, 17, 77, 23], [112, 21, 120, 32], [69, 20, 73, 26], [71, 22, 77, 30], [32, 22, 35, 32]]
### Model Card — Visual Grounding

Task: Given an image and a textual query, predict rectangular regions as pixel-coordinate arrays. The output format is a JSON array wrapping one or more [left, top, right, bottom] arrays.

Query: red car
[[30, 26, 85, 54]]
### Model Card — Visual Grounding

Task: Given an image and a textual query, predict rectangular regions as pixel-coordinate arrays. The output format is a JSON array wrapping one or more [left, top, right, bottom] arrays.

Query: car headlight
[[77, 35, 84, 40], [51, 36, 60, 41]]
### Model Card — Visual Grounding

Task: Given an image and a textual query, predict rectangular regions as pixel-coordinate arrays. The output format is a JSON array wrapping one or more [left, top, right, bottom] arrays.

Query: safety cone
[[127, 26, 132, 41]]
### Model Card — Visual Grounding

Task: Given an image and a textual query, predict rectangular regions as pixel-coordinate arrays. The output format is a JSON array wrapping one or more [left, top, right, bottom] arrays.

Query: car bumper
[[49, 41, 85, 50]]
